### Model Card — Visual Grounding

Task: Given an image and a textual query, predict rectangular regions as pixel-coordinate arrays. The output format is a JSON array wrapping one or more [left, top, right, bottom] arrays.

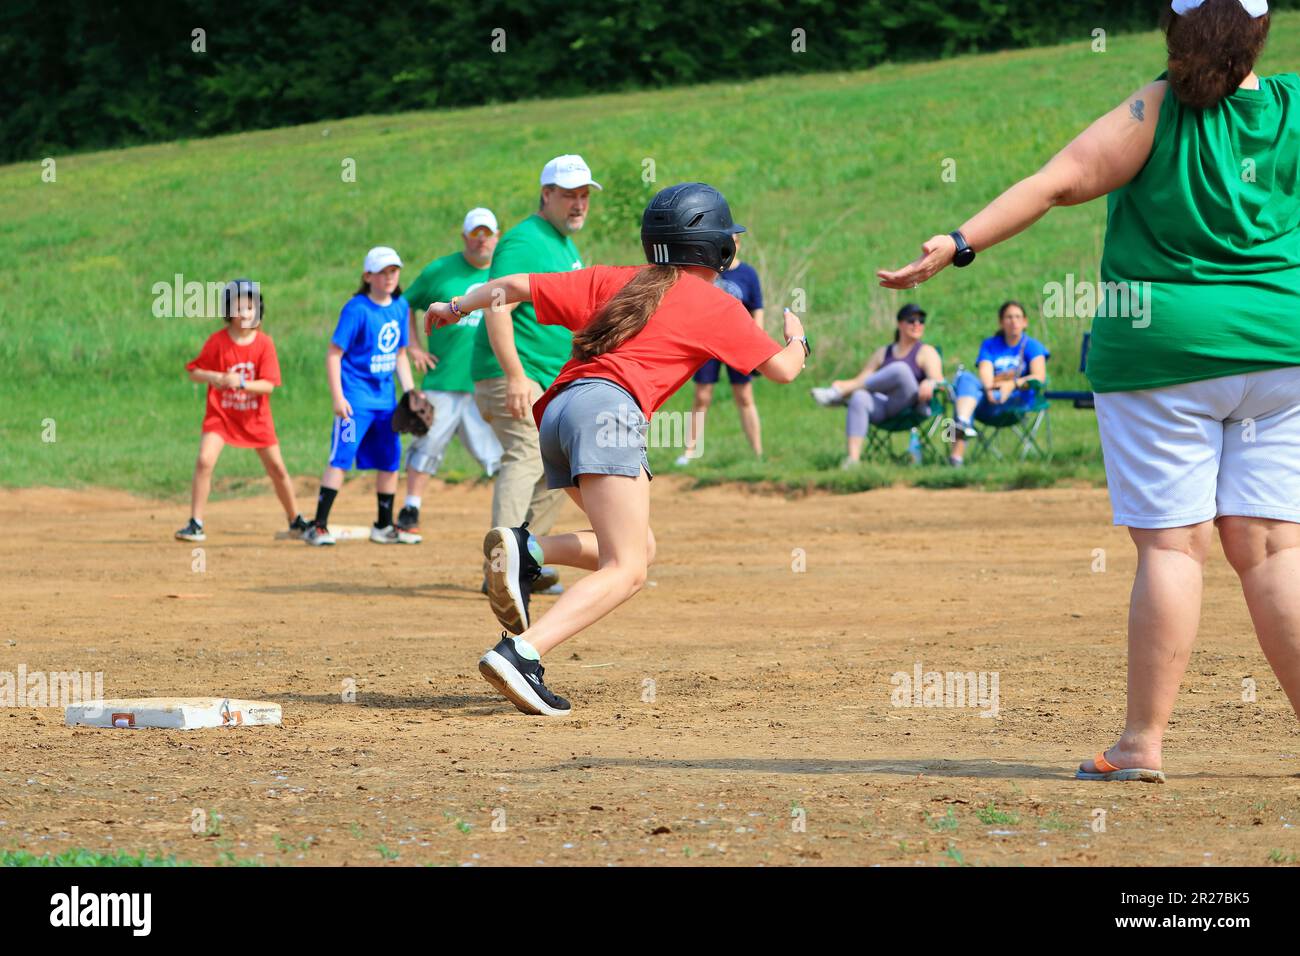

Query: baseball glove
[[392, 390, 435, 436]]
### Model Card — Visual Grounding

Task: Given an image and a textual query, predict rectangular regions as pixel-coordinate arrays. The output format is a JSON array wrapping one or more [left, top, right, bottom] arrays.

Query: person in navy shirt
[[950, 300, 1049, 465], [676, 231, 766, 465], [305, 246, 416, 545]]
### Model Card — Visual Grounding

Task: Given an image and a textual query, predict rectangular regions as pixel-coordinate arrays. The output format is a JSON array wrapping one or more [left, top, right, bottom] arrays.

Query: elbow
[[1041, 168, 1084, 209], [768, 363, 798, 385]]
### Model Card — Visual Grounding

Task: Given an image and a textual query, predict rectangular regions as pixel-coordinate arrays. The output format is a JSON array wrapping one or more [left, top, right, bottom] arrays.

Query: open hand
[[408, 346, 438, 374], [877, 234, 957, 290]]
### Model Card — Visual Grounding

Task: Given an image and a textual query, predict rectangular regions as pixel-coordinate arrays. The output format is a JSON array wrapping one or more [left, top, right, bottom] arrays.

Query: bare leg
[[190, 432, 225, 523], [520, 472, 654, 656], [321, 465, 346, 491], [536, 487, 656, 573], [1079, 522, 1213, 773], [682, 383, 713, 457], [375, 470, 397, 495], [1220, 517, 1300, 717], [255, 444, 299, 521], [733, 381, 762, 457]]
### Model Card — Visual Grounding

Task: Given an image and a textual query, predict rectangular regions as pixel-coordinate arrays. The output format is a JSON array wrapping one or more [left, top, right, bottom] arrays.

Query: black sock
[[377, 493, 394, 529], [314, 487, 338, 528]]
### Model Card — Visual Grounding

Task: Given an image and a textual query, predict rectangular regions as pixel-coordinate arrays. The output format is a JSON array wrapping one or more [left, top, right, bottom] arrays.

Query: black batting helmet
[[640, 183, 745, 274]]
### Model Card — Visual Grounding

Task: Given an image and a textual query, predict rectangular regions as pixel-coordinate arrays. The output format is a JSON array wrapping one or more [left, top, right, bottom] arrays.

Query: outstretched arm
[[878, 81, 1166, 289], [425, 274, 531, 333]]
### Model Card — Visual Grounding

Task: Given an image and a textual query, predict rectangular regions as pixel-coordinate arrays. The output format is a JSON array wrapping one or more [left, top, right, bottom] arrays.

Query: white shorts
[[406, 390, 502, 476], [1094, 366, 1300, 529]]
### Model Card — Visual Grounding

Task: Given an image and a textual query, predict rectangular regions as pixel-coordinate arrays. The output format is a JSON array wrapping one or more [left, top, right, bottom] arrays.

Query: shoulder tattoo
[[1129, 99, 1145, 122]]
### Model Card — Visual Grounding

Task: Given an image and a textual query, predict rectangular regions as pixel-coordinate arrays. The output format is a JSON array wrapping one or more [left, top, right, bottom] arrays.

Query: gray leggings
[[845, 363, 920, 437]]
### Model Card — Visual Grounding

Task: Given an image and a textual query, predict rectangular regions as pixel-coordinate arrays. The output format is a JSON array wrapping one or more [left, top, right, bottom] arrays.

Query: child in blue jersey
[[305, 247, 417, 546]]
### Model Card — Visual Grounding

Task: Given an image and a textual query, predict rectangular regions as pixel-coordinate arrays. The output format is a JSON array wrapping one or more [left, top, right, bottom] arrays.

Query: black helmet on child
[[640, 183, 746, 274], [222, 278, 264, 326]]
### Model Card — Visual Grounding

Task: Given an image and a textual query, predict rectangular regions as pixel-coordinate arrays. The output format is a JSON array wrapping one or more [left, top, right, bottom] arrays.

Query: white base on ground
[[65, 697, 282, 729]]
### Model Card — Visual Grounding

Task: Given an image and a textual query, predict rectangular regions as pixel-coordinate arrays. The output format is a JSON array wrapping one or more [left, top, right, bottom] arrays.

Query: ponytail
[[571, 266, 679, 361]]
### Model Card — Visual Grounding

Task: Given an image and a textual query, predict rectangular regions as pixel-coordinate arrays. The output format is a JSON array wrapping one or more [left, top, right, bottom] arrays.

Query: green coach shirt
[[404, 251, 488, 394], [1088, 73, 1300, 393], [471, 213, 583, 388]]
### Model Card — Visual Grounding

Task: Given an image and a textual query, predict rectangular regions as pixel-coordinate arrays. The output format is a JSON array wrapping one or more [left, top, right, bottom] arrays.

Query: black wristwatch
[[950, 230, 976, 268]]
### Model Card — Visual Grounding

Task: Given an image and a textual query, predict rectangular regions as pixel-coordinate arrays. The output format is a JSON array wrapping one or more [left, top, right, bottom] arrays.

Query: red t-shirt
[[185, 328, 282, 447], [529, 266, 782, 426]]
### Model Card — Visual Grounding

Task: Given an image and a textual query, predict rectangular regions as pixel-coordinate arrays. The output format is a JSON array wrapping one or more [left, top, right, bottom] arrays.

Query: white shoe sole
[[304, 534, 335, 547], [175, 534, 205, 542], [478, 650, 570, 717], [397, 530, 423, 544], [370, 530, 399, 544], [483, 528, 527, 635]]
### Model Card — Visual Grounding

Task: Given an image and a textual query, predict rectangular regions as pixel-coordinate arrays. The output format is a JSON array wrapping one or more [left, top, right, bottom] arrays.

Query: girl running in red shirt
[[425, 183, 810, 716], [176, 280, 307, 542]]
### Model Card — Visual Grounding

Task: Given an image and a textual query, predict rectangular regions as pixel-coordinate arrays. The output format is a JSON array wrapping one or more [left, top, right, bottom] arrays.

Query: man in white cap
[[395, 208, 506, 544], [469, 154, 600, 590]]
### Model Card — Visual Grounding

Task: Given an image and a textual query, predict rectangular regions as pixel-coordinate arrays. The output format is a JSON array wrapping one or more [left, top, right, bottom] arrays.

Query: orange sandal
[[1075, 751, 1166, 783]]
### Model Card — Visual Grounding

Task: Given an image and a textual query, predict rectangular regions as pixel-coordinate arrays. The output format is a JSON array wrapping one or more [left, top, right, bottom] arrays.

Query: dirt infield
[[1, 479, 1297, 867]]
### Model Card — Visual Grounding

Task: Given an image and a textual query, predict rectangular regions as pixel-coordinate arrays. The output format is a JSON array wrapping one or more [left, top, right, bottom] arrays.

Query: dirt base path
[[1, 479, 1296, 866]]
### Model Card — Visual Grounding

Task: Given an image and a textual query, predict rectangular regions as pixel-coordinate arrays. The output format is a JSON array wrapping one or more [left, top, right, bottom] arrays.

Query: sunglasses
[[900, 316, 927, 325]]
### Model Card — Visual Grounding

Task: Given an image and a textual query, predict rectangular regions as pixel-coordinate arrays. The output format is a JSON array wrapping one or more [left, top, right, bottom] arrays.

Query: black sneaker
[[478, 633, 571, 716], [288, 515, 311, 538], [955, 418, 978, 440], [396, 505, 422, 545], [482, 523, 542, 635], [175, 518, 205, 542]]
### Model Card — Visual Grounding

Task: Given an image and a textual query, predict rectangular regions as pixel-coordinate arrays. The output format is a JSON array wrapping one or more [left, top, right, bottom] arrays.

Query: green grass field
[[5, 18, 1297, 497]]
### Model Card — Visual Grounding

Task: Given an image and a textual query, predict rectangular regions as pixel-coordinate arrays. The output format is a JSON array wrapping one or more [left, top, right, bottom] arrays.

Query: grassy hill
[[4, 17, 1296, 497]]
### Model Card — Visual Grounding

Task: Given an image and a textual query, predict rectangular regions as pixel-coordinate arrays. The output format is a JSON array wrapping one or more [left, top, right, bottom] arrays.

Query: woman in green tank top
[[879, 0, 1300, 783]]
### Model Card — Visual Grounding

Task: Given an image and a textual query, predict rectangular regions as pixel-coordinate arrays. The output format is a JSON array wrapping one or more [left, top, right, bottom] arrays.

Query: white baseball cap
[[462, 207, 499, 234], [540, 154, 602, 191], [363, 246, 402, 273]]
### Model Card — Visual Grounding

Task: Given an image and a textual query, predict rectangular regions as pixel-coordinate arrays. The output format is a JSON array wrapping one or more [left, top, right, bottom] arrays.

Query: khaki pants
[[473, 376, 567, 534]]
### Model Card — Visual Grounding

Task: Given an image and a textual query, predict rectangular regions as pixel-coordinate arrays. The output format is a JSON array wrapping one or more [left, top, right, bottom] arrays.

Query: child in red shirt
[[425, 183, 811, 716], [176, 279, 307, 542]]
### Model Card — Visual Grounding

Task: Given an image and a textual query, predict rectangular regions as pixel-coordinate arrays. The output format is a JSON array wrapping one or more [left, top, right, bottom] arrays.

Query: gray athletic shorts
[[539, 377, 654, 490]]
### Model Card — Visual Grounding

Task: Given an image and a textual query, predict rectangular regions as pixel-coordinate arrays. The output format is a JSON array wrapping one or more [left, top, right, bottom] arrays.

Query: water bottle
[[908, 428, 923, 465]]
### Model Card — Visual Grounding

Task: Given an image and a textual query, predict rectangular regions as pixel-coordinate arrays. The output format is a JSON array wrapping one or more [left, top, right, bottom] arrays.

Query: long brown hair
[[1162, 0, 1270, 110], [571, 265, 679, 361]]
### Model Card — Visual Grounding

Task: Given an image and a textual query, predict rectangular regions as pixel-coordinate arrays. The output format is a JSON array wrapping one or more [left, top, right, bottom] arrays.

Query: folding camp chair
[[862, 388, 951, 465], [1043, 331, 1095, 410], [967, 380, 1053, 462]]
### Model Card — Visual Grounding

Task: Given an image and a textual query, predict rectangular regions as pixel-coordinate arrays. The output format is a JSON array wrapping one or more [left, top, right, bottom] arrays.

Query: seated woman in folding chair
[[810, 303, 943, 467], [948, 300, 1049, 466]]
